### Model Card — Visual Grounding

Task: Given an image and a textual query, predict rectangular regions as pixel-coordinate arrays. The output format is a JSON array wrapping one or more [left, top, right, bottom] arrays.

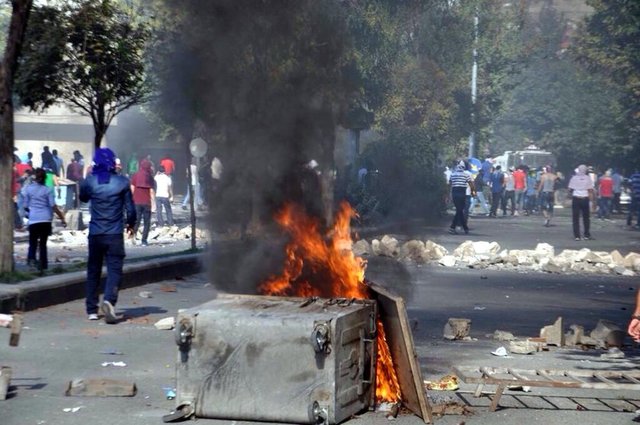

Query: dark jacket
[[80, 173, 136, 235]]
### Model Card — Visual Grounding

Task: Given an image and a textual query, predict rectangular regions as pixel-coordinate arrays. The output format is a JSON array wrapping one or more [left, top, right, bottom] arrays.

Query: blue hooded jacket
[[79, 148, 136, 235]]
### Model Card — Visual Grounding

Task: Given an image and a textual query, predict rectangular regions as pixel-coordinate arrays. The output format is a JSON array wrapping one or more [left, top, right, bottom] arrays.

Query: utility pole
[[468, 13, 478, 159]]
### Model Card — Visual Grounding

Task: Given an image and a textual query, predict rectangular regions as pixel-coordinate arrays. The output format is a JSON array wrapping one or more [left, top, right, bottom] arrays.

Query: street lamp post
[[468, 13, 479, 159]]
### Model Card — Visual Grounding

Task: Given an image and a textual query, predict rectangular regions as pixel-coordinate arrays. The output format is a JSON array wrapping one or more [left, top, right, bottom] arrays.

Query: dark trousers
[[134, 204, 151, 243], [86, 234, 125, 315], [490, 190, 503, 216], [451, 190, 468, 231], [28, 222, 52, 270], [613, 192, 621, 213], [572, 197, 591, 238], [502, 190, 515, 214], [155, 197, 174, 227]]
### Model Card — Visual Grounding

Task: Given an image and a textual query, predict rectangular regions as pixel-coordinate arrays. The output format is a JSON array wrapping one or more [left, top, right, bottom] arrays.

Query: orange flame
[[258, 201, 401, 403]]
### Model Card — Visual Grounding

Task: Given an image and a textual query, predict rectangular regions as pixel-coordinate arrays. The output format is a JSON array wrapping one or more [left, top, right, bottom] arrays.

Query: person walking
[[159, 155, 175, 176], [469, 169, 490, 216], [52, 149, 64, 178], [79, 148, 136, 324], [154, 165, 174, 227], [130, 159, 155, 246], [568, 164, 595, 241], [489, 165, 504, 217], [22, 168, 66, 273], [524, 168, 538, 216], [448, 160, 475, 234], [538, 166, 556, 227]]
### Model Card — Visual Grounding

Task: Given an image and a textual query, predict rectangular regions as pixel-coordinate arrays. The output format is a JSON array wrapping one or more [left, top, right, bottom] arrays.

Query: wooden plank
[[622, 373, 640, 384], [368, 282, 432, 424], [594, 373, 616, 385]]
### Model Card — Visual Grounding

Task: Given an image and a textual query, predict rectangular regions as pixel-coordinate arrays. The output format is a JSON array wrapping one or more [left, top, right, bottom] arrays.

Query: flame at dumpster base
[[258, 201, 401, 403]]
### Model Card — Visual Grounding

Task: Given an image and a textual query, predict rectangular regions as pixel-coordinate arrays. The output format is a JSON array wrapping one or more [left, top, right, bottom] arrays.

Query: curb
[[0, 253, 203, 313]]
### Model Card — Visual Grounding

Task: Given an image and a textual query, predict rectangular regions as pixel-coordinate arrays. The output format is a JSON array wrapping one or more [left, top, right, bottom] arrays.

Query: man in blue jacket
[[80, 148, 136, 324]]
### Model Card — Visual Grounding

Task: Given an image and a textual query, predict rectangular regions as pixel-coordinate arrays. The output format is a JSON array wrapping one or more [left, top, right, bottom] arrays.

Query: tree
[[0, 0, 32, 275], [15, 0, 151, 149], [573, 0, 640, 166]]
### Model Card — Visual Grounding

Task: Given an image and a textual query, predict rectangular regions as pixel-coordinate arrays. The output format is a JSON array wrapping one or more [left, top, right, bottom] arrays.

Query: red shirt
[[131, 170, 154, 205], [513, 169, 526, 190], [598, 176, 613, 197], [159, 157, 175, 175]]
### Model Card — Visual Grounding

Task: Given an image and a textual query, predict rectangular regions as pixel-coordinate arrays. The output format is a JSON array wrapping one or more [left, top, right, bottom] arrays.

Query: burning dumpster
[[170, 294, 377, 424]]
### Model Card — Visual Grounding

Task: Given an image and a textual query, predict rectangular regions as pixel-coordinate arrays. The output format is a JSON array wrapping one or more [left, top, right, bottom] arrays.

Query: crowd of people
[[446, 159, 637, 241]]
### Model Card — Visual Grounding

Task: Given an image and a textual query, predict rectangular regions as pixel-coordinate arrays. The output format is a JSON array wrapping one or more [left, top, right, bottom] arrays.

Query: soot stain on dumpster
[[245, 342, 267, 367]]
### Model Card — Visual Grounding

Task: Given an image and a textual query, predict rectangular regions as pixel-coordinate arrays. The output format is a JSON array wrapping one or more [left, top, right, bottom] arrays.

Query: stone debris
[[509, 340, 540, 355], [355, 235, 640, 276], [492, 330, 516, 341], [600, 347, 625, 359], [443, 318, 471, 340], [590, 320, 623, 348], [540, 317, 565, 347], [154, 317, 176, 330]]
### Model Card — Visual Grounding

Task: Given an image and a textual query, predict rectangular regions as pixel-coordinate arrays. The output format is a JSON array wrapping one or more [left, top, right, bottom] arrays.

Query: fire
[[258, 201, 401, 403]]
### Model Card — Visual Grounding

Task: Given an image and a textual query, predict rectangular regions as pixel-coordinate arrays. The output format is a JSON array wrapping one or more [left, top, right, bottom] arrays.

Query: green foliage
[[572, 0, 640, 166], [15, 0, 151, 147], [349, 127, 447, 221]]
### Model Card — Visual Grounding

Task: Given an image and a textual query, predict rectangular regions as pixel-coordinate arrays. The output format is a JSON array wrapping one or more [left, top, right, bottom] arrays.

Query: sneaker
[[544, 219, 550, 227], [88, 313, 99, 321], [101, 300, 118, 324], [583, 236, 592, 240], [575, 237, 581, 241], [448, 228, 457, 235], [141, 241, 149, 246]]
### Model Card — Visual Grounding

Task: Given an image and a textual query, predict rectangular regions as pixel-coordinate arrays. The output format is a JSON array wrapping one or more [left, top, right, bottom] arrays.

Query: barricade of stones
[[48, 225, 210, 246], [353, 235, 639, 276]]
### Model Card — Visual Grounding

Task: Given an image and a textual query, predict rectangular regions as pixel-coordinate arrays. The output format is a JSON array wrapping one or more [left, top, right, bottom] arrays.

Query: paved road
[[2, 262, 638, 425], [2, 206, 639, 424]]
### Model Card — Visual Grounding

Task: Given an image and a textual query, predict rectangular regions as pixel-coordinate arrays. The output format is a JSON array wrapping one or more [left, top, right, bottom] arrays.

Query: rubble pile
[[355, 236, 639, 276], [48, 225, 210, 247]]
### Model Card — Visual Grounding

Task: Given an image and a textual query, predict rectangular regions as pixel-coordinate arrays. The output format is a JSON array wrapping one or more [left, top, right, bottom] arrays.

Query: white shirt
[[154, 173, 172, 198]]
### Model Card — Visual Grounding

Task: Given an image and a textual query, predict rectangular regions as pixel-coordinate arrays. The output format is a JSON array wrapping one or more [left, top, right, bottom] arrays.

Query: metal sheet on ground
[[368, 282, 432, 424]]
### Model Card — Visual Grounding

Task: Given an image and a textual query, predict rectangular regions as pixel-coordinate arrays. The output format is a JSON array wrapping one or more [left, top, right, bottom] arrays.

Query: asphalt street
[[2, 207, 640, 425]]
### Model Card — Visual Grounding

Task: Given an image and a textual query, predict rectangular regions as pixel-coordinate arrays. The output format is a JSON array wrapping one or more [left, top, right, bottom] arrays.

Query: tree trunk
[[0, 0, 33, 275]]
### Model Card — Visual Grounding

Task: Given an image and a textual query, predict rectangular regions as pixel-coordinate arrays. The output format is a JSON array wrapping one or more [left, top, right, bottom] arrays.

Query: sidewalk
[[2, 202, 209, 313]]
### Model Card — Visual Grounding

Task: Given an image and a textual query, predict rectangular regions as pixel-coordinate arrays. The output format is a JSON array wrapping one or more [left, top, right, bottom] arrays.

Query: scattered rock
[[493, 330, 516, 341], [154, 317, 175, 330], [443, 318, 471, 340], [540, 317, 565, 347], [600, 347, 625, 359], [509, 340, 538, 355], [352, 240, 371, 257], [439, 255, 457, 267], [590, 320, 622, 348]]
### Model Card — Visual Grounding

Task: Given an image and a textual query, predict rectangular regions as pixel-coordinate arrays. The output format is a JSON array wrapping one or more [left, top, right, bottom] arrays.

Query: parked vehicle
[[493, 144, 556, 171]]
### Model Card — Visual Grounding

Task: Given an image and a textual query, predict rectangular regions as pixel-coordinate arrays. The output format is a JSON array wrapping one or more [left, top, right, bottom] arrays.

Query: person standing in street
[[489, 165, 504, 217], [568, 164, 595, 241], [23, 168, 67, 273], [611, 169, 623, 214], [596, 170, 614, 220], [469, 169, 490, 216], [154, 165, 174, 227], [130, 159, 155, 246], [159, 155, 175, 177], [52, 149, 64, 178], [448, 160, 475, 234], [538, 166, 556, 227], [80, 148, 136, 324], [512, 166, 527, 215], [182, 161, 203, 210], [502, 167, 516, 216]]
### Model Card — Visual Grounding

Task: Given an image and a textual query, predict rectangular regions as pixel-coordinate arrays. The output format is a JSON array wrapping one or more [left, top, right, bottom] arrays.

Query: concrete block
[[443, 318, 471, 340], [565, 324, 585, 346], [540, 316, 564, 346], [509, 340, 538, 355], [64, 209, 85, 231]]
